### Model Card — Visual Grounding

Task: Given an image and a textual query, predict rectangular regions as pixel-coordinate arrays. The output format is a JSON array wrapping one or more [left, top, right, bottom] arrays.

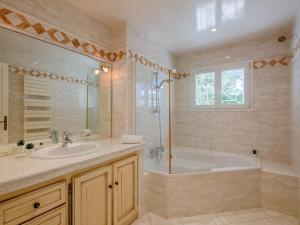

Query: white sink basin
[[31, 142, 100, 159]]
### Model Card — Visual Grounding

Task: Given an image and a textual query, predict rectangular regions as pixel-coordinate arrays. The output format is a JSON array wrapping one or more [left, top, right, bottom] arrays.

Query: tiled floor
[[132, 208, 299, 225]]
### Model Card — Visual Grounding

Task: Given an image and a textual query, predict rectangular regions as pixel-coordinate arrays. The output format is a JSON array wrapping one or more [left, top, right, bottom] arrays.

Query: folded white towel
[[79, 129, 92, 137], [121, 135, 143, 144]]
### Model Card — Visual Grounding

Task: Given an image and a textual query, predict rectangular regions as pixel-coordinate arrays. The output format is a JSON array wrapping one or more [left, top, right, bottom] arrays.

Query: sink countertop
[[0, 139, 144, 196]]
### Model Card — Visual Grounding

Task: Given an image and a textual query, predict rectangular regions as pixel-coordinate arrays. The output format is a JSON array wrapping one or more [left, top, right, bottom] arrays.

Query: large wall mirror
[[0, 27, 112, 147]]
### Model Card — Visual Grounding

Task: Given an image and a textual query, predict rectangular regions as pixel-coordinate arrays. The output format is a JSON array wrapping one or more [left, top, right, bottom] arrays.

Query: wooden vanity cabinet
[[73, 155, 138, 225], [0, 153, 139, 225]]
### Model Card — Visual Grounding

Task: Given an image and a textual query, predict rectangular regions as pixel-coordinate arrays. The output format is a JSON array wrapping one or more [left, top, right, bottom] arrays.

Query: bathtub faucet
[[150, 146, 164, 160]]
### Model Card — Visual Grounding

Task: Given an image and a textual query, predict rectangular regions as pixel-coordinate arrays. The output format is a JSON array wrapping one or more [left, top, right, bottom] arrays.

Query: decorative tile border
[[0, 4, 125, 62], [290, 34, 300, 61], [253, 55, 291, 69], [128, 50, 291, 79], [9, 65, 99, 87], [127, 48, 190, 79]]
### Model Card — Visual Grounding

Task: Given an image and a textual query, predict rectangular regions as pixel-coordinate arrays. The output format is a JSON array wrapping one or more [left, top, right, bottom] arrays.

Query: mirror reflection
[[0, 27, 112, 147]]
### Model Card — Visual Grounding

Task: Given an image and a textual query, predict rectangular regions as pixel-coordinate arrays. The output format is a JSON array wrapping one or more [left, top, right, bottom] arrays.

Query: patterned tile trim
[[0, 4, 125, 62], [9, 65, 99, 87], [127, 48, 190, 79], [253, 55, 291, 69], [290, 34, 300, 61]]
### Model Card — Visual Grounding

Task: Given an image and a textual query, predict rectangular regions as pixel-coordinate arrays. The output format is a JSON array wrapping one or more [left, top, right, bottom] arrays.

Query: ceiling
[[66, 0, 300, 55]]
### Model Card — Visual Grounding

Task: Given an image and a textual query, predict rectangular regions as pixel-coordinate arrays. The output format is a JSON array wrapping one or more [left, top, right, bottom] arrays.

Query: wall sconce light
[[100, 65, 109, 73], [94, 64, 109, 75]]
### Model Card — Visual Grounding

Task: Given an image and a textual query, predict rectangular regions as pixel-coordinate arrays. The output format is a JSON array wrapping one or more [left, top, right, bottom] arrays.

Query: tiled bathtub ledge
[[141, 164, 299, 219], [262, 160, 298, 177], [261, 170, 298, 217]]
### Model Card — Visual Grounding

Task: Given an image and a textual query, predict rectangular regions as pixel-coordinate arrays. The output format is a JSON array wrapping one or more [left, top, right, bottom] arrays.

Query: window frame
[[191, 61, 253, 111]]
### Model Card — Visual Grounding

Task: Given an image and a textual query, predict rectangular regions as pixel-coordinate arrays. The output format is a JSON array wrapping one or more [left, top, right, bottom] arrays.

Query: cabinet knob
[[115, 181, 119, 186], [33, 202, 40, 209], [108, 184, 113, 189]]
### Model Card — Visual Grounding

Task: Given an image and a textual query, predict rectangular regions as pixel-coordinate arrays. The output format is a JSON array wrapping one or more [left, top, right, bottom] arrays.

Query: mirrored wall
[[0, 27, 112, 146]]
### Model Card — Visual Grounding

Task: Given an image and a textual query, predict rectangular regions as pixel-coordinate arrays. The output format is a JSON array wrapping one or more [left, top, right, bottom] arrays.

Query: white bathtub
[[144, 146, 261, 174]]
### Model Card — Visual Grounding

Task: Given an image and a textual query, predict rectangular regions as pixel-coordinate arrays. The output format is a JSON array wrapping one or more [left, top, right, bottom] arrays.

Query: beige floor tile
[[132, 208, 298, 225], [270, 215, 299, 225], [132, 214, 151, 225], [183, 221, 216, 225], [182, 214, 214, 223], [242, 218, 276, 225], [264, 209, 285, 218], [212, 211, 245, 225], [169, 218, 184, 225], [238, 208, 270, 222], [148, 213, 171, 225]]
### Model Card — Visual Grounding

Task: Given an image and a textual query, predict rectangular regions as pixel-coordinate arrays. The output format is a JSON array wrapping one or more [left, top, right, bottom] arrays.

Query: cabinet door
[[22, 206, 67, 225], [113, 156, 138, 225], [73, 166, 113, 225]]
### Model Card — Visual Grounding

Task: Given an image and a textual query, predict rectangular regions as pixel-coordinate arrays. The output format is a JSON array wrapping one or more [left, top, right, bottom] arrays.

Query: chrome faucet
[[62, 131, 73, 147], [150, 146, 164, 160]]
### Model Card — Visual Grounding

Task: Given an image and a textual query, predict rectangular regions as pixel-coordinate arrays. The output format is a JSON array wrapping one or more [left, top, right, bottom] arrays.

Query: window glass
[[221, 68, 245, 105], [195, 71, 215, 106]]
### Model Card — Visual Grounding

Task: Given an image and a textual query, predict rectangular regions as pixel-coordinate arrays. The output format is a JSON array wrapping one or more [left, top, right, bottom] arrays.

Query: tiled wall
[[8, 72, 24, 143], [290, 8, 300, 222], [174, 36, 291, 163], [112, 24, 174, 138]]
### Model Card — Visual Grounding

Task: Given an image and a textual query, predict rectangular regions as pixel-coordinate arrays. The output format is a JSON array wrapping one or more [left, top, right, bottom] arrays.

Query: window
[[194, 63, 251, 110]]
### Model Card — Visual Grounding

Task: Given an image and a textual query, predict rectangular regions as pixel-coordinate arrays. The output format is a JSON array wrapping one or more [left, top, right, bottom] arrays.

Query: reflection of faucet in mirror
[[50, 129, 59, 144], [62, 131, 73, 147]]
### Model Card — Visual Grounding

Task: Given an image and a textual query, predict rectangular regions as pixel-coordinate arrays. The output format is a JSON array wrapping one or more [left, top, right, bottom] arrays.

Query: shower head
[[157, 78, 172, 88]]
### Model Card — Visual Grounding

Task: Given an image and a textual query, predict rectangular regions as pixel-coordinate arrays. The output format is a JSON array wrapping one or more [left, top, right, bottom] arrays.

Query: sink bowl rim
[[30, 142, 100, 160]]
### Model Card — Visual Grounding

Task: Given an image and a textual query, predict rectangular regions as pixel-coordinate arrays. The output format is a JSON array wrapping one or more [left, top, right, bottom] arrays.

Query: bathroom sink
[[31, 142, 100, 159]]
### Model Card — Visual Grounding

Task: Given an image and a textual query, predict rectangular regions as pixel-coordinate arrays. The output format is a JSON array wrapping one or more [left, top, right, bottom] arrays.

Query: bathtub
[[141, 146, 262, 218], [144, 146, 261, 174]]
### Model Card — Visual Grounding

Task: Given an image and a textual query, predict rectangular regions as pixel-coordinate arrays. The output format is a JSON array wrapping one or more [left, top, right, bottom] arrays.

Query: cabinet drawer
[[0, 181, 66, 225], [22, 205, 67, 225]]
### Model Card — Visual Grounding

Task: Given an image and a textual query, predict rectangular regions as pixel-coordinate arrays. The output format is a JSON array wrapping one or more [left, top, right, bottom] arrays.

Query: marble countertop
[[0, 139, 144, 196]]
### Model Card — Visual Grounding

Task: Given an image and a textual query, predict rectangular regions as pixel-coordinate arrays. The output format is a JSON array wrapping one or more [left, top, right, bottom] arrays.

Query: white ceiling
[[66, 0, 300, 55]]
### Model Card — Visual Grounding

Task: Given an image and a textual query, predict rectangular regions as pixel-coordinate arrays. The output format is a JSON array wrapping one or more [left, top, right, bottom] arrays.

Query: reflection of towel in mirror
[[79, 129, 92, 137], [121, 135, 143, 144]]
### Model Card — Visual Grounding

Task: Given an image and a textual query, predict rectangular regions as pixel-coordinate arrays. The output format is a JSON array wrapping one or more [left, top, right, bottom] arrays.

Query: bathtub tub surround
[[141, 156, 298, 220], [0, 138, 144, 225], [133, 208, 298, 225], [142, 168, 261, 218], [141, 147, 298, 219]]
